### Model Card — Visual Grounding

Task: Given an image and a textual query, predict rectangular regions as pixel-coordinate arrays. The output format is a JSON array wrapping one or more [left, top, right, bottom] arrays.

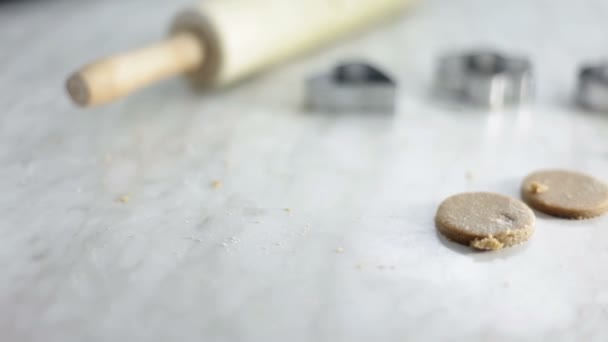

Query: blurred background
[[1, 1, 607, 341]]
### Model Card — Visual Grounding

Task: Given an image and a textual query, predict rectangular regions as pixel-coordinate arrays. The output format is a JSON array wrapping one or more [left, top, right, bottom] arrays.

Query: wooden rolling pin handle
[[66, 32, 205, 107]]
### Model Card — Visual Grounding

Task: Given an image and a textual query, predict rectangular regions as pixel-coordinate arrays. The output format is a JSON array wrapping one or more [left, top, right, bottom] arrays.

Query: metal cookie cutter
[[577, 62, 608, 112], [435, 49, 534, 109], [306, 62, 397, 112]]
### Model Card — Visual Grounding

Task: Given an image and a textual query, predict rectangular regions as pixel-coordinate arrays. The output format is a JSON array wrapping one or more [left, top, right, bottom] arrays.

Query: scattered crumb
[[117, 194, 130, 203], [529, 181, 548, 194], [465, 170, 474, 180], [103, 153, 113, 164], [377, 265, 385, 270], [220, 237, 240, 247], [389, 265, 396, 270], [211, 180, 223, 189], [183, 236, 202, 242], [356, 263, 364, 270], [334, 247, 344, 254], [470, 236, 504, 250], [284, 208, 293, 213]]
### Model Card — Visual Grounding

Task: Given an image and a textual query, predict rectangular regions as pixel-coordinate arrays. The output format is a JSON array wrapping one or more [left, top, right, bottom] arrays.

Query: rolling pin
[[66, 0, 415, 107]]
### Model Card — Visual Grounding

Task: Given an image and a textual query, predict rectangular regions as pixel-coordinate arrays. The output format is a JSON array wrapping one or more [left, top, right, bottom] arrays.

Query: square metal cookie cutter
[[306, 62, 397, 113], [434, 49, 534, 110], [577, 62, 608, 113]]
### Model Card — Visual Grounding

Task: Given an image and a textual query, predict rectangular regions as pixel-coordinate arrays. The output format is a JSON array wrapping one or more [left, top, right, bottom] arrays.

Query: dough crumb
[[284, 208, 293, 213], [211, 180, 223, 189], [117, 194, 130, 203], [529, 181, 548, 194], [465, 171, 474, 180], [470, 236, 504, 250], [334, 247, 344, 253], [355, 263, 364, 270]]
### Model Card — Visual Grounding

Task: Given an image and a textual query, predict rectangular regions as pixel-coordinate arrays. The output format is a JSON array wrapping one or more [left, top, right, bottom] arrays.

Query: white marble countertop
[[2, 0, 608, 341]]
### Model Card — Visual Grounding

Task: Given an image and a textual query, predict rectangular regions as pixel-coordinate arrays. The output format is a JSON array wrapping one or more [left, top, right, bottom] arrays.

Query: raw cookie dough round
[[521, 169, 608, 219], [435, 192, 535, 251]]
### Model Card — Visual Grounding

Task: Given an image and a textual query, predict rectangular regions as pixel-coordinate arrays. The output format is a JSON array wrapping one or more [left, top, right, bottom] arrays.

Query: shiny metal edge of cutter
[[306, 62, 397, 113], [435, 49, 534, 110], [577, 62, 608, 113]]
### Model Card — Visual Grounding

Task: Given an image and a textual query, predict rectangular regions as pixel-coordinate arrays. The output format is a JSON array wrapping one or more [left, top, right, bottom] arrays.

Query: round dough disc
[[435, 192, 535, 251], [521, 169, 608, 219]]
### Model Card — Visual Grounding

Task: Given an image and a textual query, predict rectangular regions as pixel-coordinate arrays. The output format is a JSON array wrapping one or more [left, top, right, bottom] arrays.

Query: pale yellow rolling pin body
[[67, 0, 415, 107]]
